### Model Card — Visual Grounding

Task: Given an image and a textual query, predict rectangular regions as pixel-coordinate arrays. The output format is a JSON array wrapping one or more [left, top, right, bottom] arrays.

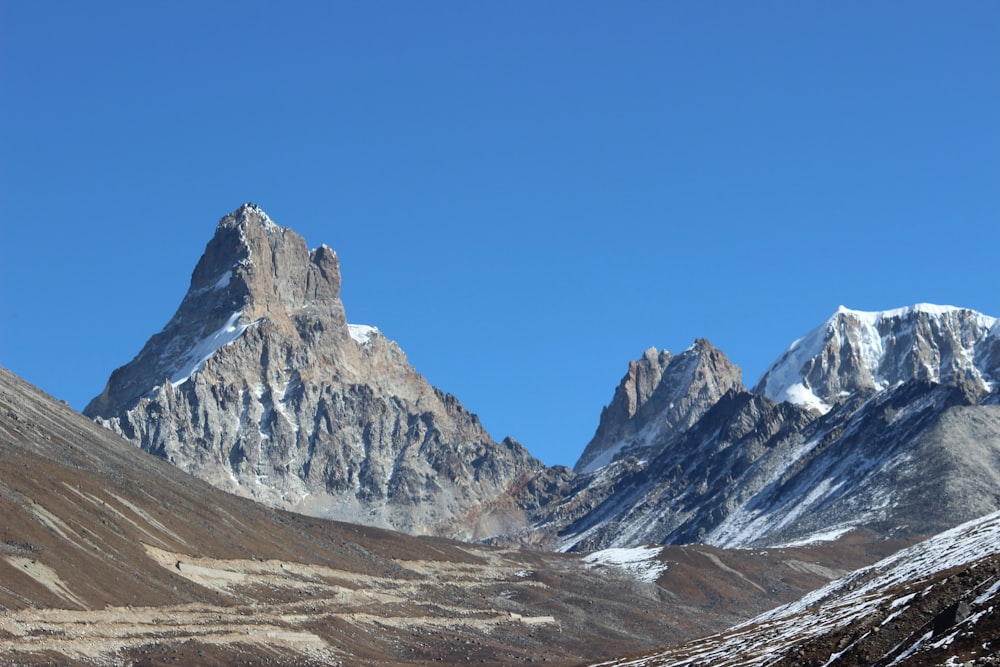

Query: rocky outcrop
[[85, 204, 543, 539]]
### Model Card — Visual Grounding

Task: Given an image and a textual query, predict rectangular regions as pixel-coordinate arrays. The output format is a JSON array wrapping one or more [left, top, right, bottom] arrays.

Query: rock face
[[85, 204, 543, 539], [515, 305, 1000, 552]]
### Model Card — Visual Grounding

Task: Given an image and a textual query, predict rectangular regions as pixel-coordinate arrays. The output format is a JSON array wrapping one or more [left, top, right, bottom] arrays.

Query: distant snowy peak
[[755, 304, 999, 412]]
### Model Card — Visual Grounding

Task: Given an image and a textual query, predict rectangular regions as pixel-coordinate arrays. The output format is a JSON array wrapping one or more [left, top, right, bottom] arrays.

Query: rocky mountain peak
[[85, 205, 347, 419], [192, 202, 343, 325], [755, 304, 999, 413], [573, 339, 743, 473], [85, 204, 542, 539]]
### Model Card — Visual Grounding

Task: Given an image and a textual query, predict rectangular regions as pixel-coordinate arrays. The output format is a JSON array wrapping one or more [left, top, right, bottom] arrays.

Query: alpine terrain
[[517, 304, 1000, 552], [83, 204, 1000, 559], [84, 204, 543, 540], [594, 509, 1000, 666]]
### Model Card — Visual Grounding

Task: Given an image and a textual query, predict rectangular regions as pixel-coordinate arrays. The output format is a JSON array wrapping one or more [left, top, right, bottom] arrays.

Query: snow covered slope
[[594, 510, 1000, 666]]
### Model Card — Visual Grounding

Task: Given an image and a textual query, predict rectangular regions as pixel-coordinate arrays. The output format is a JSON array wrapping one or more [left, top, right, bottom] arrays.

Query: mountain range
[[528, 304, 1000, 552], [85, 204, 1000, 555]]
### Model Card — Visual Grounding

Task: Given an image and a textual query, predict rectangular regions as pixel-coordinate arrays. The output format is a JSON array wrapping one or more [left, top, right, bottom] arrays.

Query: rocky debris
[[84, 204, 543, 540], [933, 599, 972, 636]]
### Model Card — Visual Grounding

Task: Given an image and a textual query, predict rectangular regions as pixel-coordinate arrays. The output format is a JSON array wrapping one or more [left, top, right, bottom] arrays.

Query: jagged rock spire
[[86, 204, 542, 540], [574, 339, 744, 473], [86, 204, 347, 418]]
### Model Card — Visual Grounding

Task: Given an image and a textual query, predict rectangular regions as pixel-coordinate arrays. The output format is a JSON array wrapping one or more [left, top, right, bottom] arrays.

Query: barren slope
[[0, 367, 902, 665]]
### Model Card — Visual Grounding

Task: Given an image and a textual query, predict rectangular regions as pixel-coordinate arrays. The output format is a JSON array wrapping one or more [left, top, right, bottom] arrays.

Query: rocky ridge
[[84, 204, 543, 540], [574, 340, 743, 474]]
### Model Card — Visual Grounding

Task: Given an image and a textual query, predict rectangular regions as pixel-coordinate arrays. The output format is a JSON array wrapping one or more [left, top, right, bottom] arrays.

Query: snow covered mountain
[[85, 204, 543, 539], [517, 304, 1000, 552], [756, 304, 1000, 413]]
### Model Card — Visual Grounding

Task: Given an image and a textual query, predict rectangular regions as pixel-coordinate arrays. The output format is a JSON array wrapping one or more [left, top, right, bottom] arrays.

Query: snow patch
[[776, 526, 855, 548], [578, 439, 630, 474], [189, 270, 233, 296], [211, 270, 232, 290], [780, 382, 831, 414], [582, 546, 668, 583], [169, 312, 249, 386], [348, 324, 378, 345]]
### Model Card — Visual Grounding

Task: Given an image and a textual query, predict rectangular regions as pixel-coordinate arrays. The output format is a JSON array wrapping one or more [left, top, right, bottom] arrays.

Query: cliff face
[[85, 204, 542, 539]]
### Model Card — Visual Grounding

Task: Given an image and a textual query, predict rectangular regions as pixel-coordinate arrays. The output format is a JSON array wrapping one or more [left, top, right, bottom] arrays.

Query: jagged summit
[[85, 204, 542, 539], [755, 303, 999, 413], [573, 338, 743, 473], [85, 204, 346, 418]]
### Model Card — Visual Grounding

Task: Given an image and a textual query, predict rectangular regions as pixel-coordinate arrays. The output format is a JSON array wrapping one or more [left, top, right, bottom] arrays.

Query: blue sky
[[1, 2, 997, 467]]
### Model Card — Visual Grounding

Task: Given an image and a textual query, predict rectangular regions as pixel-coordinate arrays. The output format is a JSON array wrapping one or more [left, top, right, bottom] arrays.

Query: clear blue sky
[[1, 2, 997, 467]]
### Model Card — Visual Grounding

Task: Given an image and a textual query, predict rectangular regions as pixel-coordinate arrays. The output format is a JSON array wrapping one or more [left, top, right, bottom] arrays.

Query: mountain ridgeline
[[539, 304, 1000, 551], [87, 204, 1000, 550]]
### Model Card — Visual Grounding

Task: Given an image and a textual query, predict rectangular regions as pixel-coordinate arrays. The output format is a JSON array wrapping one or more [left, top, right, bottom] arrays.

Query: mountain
[[593, 510, 1000, 666], [84, 204, 543, 540], [756, 304, 1000, 413], [3, 366, 899, 666], [520, 305, 1000, 552]]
